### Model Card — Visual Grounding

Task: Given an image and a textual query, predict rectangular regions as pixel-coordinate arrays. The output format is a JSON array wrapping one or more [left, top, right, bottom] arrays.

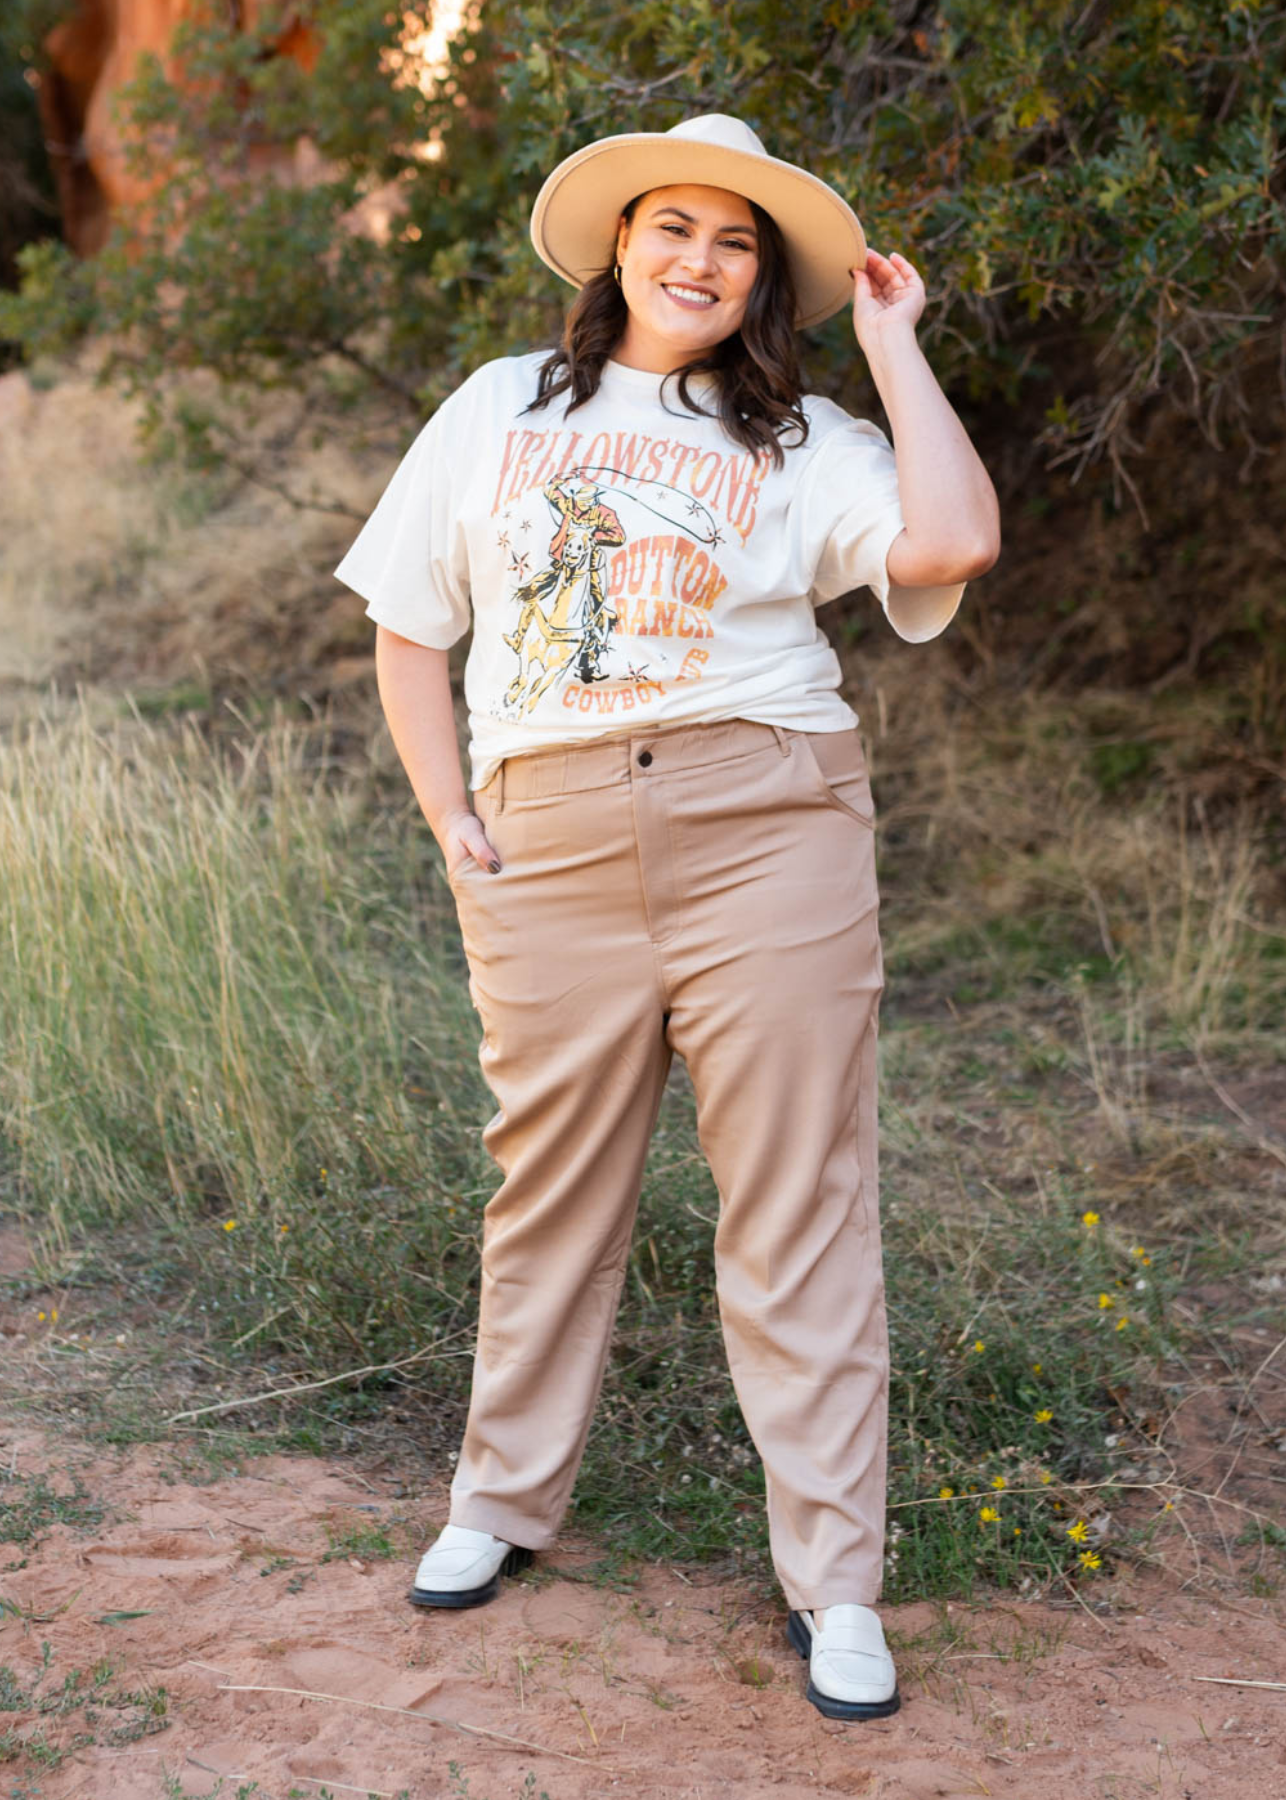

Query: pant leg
[[444, 767, 672, 1550], [659, 726, 888, 1610]]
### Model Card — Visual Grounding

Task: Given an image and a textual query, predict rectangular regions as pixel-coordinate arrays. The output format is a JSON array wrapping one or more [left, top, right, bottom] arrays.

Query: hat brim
[[529, 133, 866, 332]]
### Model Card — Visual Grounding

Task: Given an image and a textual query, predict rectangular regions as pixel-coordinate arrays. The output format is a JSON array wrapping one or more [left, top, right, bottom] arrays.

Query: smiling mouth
[[663, 284, 718, 308]]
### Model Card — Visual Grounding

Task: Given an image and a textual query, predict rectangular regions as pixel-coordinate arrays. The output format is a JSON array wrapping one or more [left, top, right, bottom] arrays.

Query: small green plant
[[446, 1766, 551, 1800], [1235, 1518, 1286, 1550], [102, 1685, 169, 1746], [160, 1776, 262, 1799], [320, 1520, 398, 1563], [0, 1650, 168, 1776], [0, 1473, 106, 1549], [129, 681, 214, 720], [1089, 739, 1154, 796], [0, 1727, 93, 1773]]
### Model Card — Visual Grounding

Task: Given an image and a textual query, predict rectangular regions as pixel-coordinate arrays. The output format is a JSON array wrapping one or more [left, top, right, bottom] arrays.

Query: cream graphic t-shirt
[[335, 351, 965, 793]]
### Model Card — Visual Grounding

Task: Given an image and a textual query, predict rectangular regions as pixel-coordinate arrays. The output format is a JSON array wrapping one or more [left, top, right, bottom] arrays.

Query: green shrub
[[2, 0, 1283, 477]]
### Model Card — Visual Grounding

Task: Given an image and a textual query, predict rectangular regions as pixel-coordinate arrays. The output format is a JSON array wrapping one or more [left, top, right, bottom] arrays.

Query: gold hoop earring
[[613, 262, 622, 285]]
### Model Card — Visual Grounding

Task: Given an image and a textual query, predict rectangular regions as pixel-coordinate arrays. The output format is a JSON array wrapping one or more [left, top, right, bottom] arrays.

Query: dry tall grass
[[0, 695, 478, 1257], [0, 354, 402, 705]]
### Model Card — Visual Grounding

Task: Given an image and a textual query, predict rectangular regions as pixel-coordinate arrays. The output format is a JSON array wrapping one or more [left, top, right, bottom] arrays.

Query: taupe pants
[[444, 715, 888, 1610]]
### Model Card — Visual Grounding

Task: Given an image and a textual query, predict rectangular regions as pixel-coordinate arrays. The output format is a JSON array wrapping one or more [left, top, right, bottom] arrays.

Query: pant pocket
[[792, 728, 876, 828]]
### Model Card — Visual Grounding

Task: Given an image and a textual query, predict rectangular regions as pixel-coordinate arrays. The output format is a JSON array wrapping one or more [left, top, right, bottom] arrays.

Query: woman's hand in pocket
[[440, 804, 502, 878]]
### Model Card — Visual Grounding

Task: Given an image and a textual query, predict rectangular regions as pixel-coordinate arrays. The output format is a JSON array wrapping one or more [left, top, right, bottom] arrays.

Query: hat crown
[[662, 113, 768, 159]]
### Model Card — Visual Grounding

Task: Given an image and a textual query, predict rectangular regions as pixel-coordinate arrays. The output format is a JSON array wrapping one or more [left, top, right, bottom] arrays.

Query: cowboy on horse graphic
[[500, 463, 721, 716], [502, 475, 626, 713]]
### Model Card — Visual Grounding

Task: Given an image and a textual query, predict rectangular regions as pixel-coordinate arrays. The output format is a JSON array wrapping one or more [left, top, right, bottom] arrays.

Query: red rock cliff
[[38, 1, 320, 254]]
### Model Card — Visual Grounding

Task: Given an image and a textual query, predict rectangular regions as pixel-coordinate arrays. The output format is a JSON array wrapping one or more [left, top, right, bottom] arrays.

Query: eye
[[660, 223, 753, 252]]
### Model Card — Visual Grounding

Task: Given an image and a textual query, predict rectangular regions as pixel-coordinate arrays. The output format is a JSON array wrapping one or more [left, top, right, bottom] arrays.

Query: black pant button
[[637, 749, 653, 766]]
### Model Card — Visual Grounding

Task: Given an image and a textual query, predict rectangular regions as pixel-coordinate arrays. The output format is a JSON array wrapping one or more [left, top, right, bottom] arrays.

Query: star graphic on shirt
[[708, 526, 725, 549], [496, 531, 511, 552], [509, 549, 531, 580], [624, 659, 653, 684], [686, 497, 703, 515], [519, 519, 532, 533]]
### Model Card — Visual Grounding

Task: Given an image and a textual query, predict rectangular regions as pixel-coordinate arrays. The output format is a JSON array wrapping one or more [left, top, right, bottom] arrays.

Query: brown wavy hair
[[522, 191, 809, 469]]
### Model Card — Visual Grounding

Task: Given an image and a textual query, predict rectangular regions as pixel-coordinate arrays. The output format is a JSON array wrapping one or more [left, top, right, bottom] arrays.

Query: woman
[[334, 112, 999, 1723]]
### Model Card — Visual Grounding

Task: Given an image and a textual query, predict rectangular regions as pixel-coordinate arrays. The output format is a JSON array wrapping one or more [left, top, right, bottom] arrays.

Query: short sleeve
[[333, 393, 472, 650], [800, 417, 965, 644]]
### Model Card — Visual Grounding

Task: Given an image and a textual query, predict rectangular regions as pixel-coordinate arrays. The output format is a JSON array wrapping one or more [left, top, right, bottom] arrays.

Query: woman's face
[[612, 183, 760, 372]]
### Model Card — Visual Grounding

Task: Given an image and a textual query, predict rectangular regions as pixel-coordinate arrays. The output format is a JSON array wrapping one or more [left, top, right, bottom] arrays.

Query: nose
[[679, 236, 718, 278]]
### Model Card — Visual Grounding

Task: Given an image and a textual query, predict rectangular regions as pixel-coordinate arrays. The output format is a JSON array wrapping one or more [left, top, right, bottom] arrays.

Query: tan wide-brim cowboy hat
[[529, 113, 867, 332]]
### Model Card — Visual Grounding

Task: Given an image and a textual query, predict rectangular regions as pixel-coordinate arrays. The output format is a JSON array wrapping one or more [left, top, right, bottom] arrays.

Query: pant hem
[[782, 1584, 884, 1611], [448, 1498, 559, 1553]]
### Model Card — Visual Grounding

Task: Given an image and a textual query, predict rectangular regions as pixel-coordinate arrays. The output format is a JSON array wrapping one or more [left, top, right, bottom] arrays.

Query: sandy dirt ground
[[0, 1418, 1275, 1800], [2, 1217, 1284, 1800], [0, 1424, 1283, 1800]]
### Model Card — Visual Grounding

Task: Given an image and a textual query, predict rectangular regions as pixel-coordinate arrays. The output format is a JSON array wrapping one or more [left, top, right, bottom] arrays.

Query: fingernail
[[488, 860, 501, 874]]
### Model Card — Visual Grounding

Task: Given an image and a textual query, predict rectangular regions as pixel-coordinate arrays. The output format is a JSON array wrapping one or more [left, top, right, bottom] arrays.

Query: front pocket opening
[[797, 735, 876, 828]]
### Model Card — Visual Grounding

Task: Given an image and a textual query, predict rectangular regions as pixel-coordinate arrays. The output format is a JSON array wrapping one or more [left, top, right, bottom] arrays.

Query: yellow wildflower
[[50, 1308, 58, 1323], [223, 1219, 237, 1232], [1081, 1210, 1100, 1227], [978, 1506, 1000, 1524], [1115, 1315, 1129, 1331], [938, 1486, 955, 1500], [990, 1475, 1007, 1490], [37, 1311, 46, 1322], [1034, 1408, 1053, 1423], [1013, 1527, 1022, 1535], [972, 1339, 985, 1354], [1031, 1362, 1043, 1374], [1078, 1550, 1101, 1570], [1098, 1292, 1115, 1308], [1039, 1471, 1053, 1484], [1130, 1245, 1146, 1259], [1066, 1520, 1089, 1542]]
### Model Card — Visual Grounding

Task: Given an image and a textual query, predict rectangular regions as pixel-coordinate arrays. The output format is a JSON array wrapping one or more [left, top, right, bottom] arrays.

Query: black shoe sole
[[408, 1545, 533, 1610], [787, 1610, 902, 1720]]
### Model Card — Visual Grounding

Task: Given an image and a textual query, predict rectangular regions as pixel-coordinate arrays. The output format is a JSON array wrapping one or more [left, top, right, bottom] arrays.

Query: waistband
[[475, 717, 803, 805]]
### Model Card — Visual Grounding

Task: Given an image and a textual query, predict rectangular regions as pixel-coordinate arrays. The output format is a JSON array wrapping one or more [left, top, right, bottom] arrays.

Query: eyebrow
[[649, 205, 758, 239]]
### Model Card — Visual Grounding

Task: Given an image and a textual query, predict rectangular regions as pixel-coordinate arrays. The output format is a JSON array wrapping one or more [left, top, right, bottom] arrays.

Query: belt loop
[[771, 724, 791, 756], [495, 759, 506, 813]]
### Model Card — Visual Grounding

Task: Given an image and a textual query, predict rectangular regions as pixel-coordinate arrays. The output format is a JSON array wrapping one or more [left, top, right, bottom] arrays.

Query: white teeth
[[665, 285, 716, 305]]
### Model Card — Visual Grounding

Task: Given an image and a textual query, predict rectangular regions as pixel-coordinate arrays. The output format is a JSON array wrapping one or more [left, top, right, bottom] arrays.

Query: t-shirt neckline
[[599, 356, 720, 398]]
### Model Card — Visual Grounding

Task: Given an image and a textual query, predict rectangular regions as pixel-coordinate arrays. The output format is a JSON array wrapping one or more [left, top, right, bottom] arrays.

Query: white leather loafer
[[787, 1604, 901, 1719], [408, 1523, 532, 1610]]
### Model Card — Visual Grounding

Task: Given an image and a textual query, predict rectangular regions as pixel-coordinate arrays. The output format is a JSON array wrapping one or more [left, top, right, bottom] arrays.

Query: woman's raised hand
[[849, 250, 926, 352]]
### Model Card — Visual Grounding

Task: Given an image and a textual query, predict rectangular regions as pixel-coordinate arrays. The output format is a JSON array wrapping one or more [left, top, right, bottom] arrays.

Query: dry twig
[[189, 1664, 612, 1766]]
